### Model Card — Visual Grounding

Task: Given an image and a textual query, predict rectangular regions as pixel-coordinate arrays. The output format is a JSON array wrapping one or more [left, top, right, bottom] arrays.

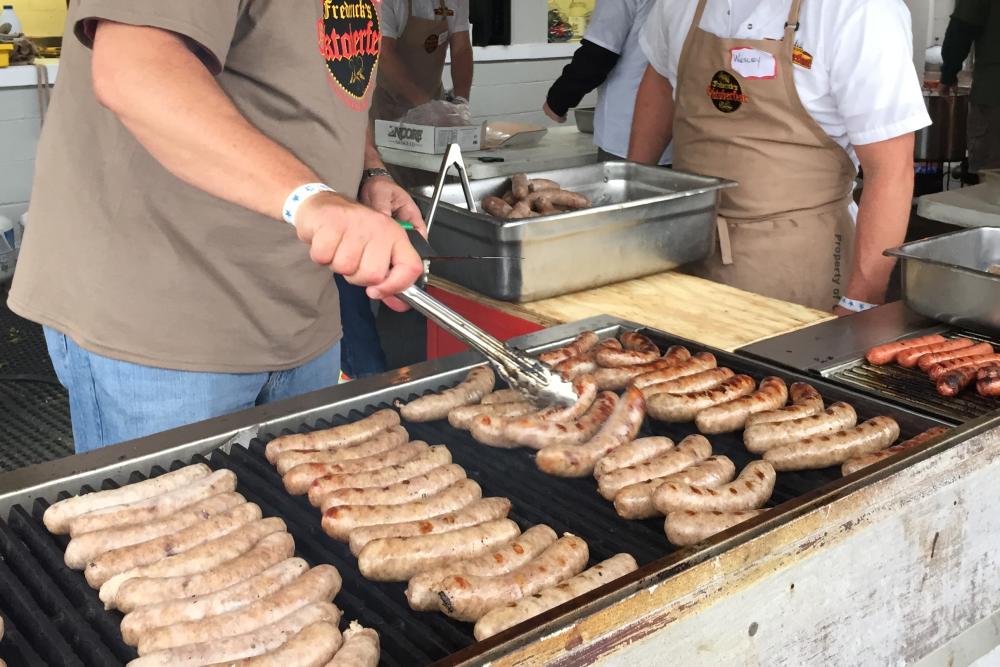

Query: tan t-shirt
[[9, 0, 384, 372]]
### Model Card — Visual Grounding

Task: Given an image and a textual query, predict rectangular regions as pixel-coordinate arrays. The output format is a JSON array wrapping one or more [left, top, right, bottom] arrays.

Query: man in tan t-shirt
[[8, 1, 425, 453]]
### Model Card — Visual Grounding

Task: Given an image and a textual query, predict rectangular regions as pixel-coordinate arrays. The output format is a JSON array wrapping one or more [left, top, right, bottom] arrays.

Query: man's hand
[[937, 82, 957, 96], [359, 175, 427, 236], [294, 192, 424, 311], [543, 102, 567, 123]]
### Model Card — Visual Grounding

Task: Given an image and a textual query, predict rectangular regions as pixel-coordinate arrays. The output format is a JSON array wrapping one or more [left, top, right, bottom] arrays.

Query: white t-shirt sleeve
[[449, 0, 470, 33], [381, 0, 406, 39], [584, 0, 636, 55], [640, 0, 683, 85], [827, 0, 931, 146]]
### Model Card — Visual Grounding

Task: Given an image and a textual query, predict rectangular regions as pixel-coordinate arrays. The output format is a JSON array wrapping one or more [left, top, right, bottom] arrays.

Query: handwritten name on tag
[[730, 47, 777, 80]]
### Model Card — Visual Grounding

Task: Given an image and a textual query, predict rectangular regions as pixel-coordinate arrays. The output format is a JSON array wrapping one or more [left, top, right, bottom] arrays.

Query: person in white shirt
[[373, 0, 473, 121], [544, 0, 671, 165], [629, 0, 930, 313]]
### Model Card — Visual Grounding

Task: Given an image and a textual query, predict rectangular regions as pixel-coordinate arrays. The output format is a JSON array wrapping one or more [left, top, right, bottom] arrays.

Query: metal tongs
[[395, 144, 578, 407]]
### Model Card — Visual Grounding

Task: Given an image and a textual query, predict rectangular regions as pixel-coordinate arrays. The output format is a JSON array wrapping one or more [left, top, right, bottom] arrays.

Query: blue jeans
[[44, 328, 341, 454], [335, 275, 387, 379]]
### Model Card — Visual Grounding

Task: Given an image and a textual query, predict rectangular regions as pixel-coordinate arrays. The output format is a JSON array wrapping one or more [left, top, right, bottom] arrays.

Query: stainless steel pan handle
[[425, 143, 477, 235]]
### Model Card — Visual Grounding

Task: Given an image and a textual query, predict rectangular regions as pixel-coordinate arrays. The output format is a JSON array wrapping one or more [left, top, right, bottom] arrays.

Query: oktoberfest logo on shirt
[[318, 0, 381, 110]]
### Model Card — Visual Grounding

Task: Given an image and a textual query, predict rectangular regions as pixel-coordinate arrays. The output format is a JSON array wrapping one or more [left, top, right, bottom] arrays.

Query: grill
[[824, 329, 1000, 424], [0, 320, 947, 667]]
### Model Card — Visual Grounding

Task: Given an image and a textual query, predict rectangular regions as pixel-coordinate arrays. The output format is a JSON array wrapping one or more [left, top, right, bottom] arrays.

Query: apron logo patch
[[793, 44, 813, 70], [424, 33, 440, 53], [318, 0, 381, 110], [707, 70, 749, 113]]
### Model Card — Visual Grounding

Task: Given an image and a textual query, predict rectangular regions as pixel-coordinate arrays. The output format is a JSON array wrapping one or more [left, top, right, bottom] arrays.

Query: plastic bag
[[401, 99, 472, 127]]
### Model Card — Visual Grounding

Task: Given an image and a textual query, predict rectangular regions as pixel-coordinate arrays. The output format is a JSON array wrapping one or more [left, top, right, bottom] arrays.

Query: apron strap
[[783, 0, 804, 55], [717, 216, 734, 266], [678, 0, 711, 81]]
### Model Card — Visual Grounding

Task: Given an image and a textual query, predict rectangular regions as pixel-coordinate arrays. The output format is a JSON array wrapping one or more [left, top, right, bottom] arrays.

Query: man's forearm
[[380, 39, 433, 107], [628, 66, 674, 165], [848, 134, 916, 304], [450, 34, 473, 100], [365, 122, 387, 171], [92, 22, 320, 221]]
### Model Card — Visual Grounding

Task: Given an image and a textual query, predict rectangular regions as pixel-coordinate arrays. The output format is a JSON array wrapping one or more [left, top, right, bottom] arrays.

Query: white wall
[[0, 85, 43, 224]]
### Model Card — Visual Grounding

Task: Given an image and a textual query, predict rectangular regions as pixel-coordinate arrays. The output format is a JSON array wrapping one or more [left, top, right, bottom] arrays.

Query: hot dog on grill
[[282, 440, 429, 495], [743, 401, 858, 454], [646, 374, 756, 423], [763, 416, 900, 471], [665, 510, 764, 547], [896, 338, 975, 368], [745, 382, 824, 426], [927, 353, 1000, 381], [866, 334, 947, 366], [601, 435, 715, 503], [398, 367, 496, 422], [977, 376, 1000, 397], [275, 426, 410, 476], [695, 376, 788, 434], [653, 461, 775, 514], [937, 366, 979, 397], [265, 410, 400, 464], [917, 342, 994, 372]]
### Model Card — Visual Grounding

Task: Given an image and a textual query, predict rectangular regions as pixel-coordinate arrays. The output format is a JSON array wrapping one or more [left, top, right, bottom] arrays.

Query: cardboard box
[[374, 120, 482, 154]]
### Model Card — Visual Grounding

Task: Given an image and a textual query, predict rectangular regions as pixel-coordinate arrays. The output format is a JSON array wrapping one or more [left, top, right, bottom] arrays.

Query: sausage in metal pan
[[482, 196, 514, 219], [640, 367, 735, 399], [319, 464, 467, 511], [358, 518, 521, 582], [275, 426, 410, 476], [865, 334, 947, 365], [593, 436, 675, 478], [596, 332, 660, 367], [694, 376, 788, 434], [600, 435, 714, 502], [630, 352, 716, 389], [745, 382, 824, 427], [511, 173, 530, 200], [594, 346, 693, 390], [200, 621, 344, 667], [501, 391, 618, 449], [535, 386, 645, 477], [928, 353, 1000, 381], [435, 535, 589, 622], [653, 460, 775, 514], [265, 410, 401, 463], [538, 331, 600, 366], [763, 416, 900, 471], [743, 401, 857, 454], [614, 455, 737, 520], [918, 342, 993, 372], [398, 367, 496, 422], [326, 622, 380, 667], [307, 444, 450, 506], [646, 374, 756, 423], [406, 524, 558, 611], [282, 440, 428, 494], [896, 338, 975, 368], [348, 497, 511, 556], [472, 553, 638, 642], [665, 510, 764, 547], [841, 425, 949, 476]]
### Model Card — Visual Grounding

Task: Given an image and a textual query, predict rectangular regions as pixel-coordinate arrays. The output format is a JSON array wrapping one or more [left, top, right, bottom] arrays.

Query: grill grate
[[828, 329, 1000, 424], [0, 332, 944, 666]]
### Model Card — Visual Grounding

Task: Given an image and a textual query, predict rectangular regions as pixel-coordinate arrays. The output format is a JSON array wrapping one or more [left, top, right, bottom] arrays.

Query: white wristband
[[282, 183, 336, 226], [838, 296, 877, 313]]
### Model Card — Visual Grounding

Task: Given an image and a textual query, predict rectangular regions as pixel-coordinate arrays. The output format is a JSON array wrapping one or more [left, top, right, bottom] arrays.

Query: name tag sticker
[[730, 47, 777, 80]]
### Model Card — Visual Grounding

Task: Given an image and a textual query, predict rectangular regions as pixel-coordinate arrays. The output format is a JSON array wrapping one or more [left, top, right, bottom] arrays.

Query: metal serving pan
[[885, 227, 1000, 334], [413, 162, 735, 302]]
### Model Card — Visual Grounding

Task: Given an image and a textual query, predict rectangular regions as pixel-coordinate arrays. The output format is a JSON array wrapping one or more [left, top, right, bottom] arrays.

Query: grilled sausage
[[107, 521, 291, 612], [654, 461, 775, 514], [918, 342, 993, 372], [897, 338, 975, 368], [511, 173, 530, 200], [447, 401, 536, 430], [86, 502, 263, 588], [358, 519, 521, 582], [745, 382, 824, 426], [593, 436, 675, 478], [535, 386, 645, 477], [538, 331, 600, 366], [927, 353, 1000, 381], [406, 525, 558, 611], [977, 377, 1000, 397], [398, 367, 496, 422], [283, 440, 429, 495], [501, 391, 618, 450], [554, 347, 602, 379], [743, 401, 858, 454], [533, 374, 600, 422], [44, 464, 212, 535], [326, 622, 380, 667], [202, 621, 343, 667], [630, 352, 717, 389], [598, 434, 713, 501], [265, 410, 400, 464], [695, 376, 789, 434], [137, 565, 342, 655], [647, 375, 756, 423], [307, 444, 450, 506], [596, 332, 660, 367], [594, 346, 693, 390], [978, 366, 1000, 380], [126, 601, 340, 667], [841, 425, 949, 476], [348, 497, 511, 556], [614, 455, 737, 520], [764, 416, 900, 471], [121, 557, 310, 645], [319, 464, 467, 512], [321, 479, 482, 541], [435, 535, 589, 622], [275, 426, 410, 476], [481, 389, 527, 405], [65, 492, 245, 569], [866, 334, 947, 365], [937, 367, 979, 397], [482, 196, 513, 219], [665, 510, 764, 547], [472, 553, 638, 641], [640, 368, 735, 399]]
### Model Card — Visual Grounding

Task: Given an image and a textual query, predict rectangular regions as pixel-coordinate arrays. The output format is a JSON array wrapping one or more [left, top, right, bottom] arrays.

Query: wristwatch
[[361, 168, 392, 181]]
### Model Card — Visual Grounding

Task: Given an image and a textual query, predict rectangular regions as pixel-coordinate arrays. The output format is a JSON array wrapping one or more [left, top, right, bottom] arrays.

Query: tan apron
[[672, 0, 857, 311], [372, 0, 449, 121]]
